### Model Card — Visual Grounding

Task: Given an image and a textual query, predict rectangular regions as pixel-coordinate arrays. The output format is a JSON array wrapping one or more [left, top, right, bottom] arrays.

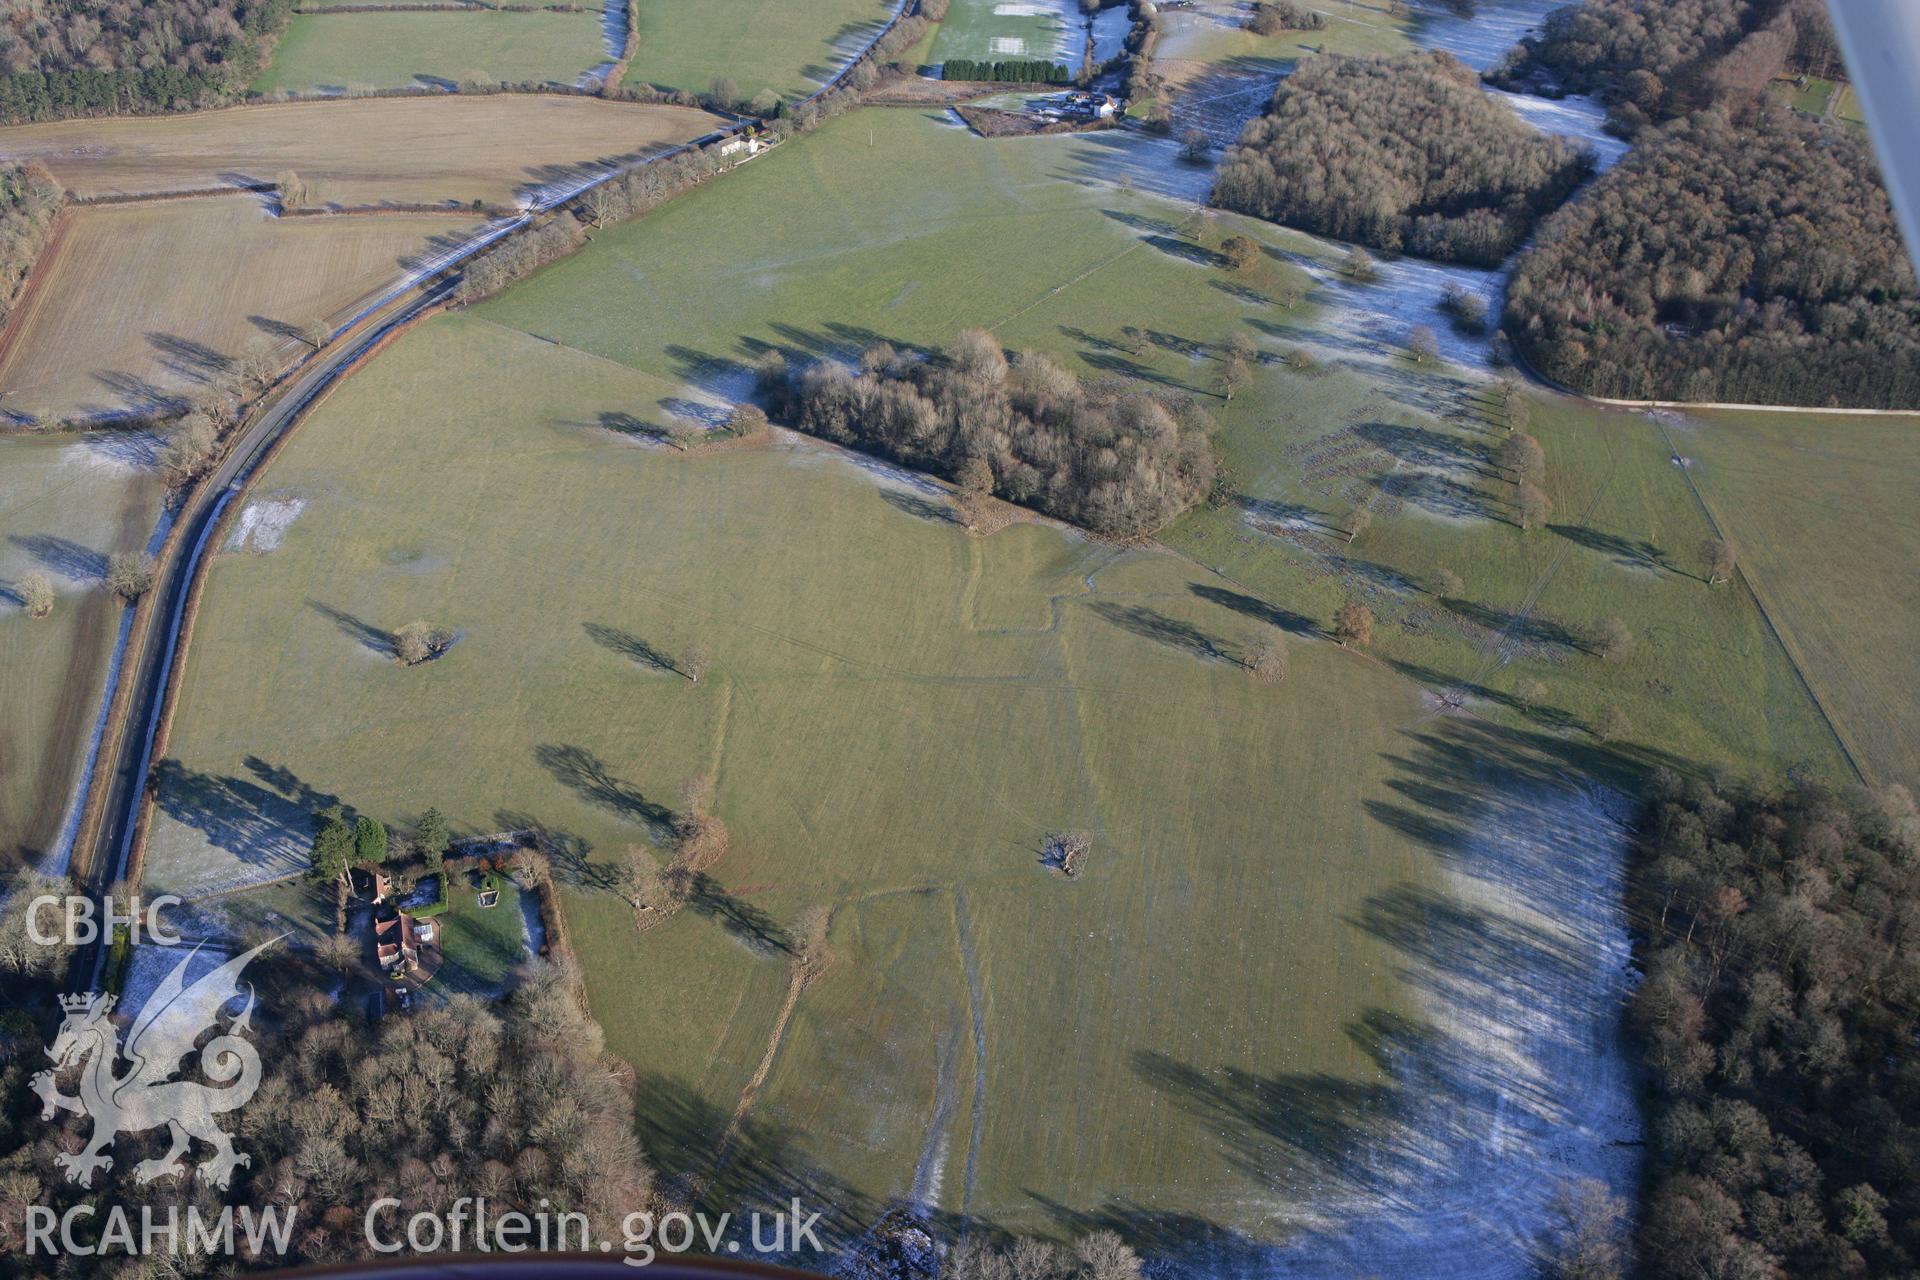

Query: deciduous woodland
[[1210, 52, 1593, 267], [770, 333, 1219, 537], [1630, 772, 1920, 1280], [0, 0, 293, 122], [0, 163, 61, 331], [1505, 108, 1920, 409], [1492, 0, 1842, 132]]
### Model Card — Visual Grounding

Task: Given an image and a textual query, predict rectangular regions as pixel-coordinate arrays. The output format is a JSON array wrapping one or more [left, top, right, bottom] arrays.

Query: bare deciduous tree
[[1334, 601, 1374, 648], [106, 551, 155, 602], [19, 570, 54, 619], [1704, 536, 1737, 585], [1515, 478, 1552, 530], [393, 620, 454, 665], [680, 643, 711, 683], [1407, 324, 1440, 364], [1589, 615, 1634, 661], [1245, 627, 1288, 684]]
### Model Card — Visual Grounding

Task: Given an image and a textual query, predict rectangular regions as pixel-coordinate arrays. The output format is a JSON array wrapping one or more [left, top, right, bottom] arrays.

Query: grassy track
[[0, 97, 722, 208], [623, 0, 898, 100], [0, 203, 481, 420], [146, 311, 1451, 1228], [1679, 410, 1920, 787], [0, 433, 165, 866], [253, 8, 607, 93]]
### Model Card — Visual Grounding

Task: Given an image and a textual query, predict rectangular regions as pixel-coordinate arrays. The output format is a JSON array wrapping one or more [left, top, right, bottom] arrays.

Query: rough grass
[[0, 202, 481, 420], [1679, 409, 1920, 787], [252, 8, 608, 92], [144, 312, 1457, 1229], [0, 432, 165, 866], [0, 96, 723, 207], [622, 0, 898, 100]]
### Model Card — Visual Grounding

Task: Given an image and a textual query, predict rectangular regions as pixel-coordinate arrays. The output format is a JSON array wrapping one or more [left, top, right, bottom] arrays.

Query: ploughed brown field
[[0, 95, 724, 209]]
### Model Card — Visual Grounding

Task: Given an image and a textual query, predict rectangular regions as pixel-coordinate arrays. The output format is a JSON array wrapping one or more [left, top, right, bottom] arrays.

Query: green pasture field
[[928, 0, 1077, 67], [145, 103, 1866, 1236], [146, 311, 1456, 1230], [436, 874, 531, 993], [474, 106, 1838, 776], [0, 433, 165, 867], [1678, 409, 1920, 788], [623, 0, 898, 100], [252, 8, 607, 93], [1154, 0, 1413, 69]]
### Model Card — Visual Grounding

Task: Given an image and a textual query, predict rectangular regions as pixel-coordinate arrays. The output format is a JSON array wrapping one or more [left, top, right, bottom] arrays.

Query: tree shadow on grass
[[533, 743, 673, 836], [686, 872, 792, 958], [878, 488, 959, 524], [1548, 523, 1679, 576], [8, 534, 106, 583], [305, 599, 391, 655], [1087, 601, 1230, 662], [149, 757, 340, 882], [492, 807, 609, 892], [1188, 583, 1318, 636], [583, 621, 677, 673]]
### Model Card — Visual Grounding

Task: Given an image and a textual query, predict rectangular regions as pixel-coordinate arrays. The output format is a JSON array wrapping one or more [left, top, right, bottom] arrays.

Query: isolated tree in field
[[1496, 430, 1546, 483], [1342, 245, 1377, 281], [1285, 347, 1316, 372], [1333, 601, 1374, 648], [274, 169, 309, 208], [680, 643, 711, 683], [665, 421, 702, 451], [1222, 234, 1262, 273], [1119, 325, 1151, 357], [393, 619, 453, 665], [19, 570, 54, 619], [1045, 830, 1091, 876], [1441, 282, 1490, 332], [1407, 325, 1440, 364], [1594, 704, 1631, 742], [106, 551, 155, 602], [1514, 478, 1552, 530], [1432, 565, 1463, 597], [1245, 627, 1288, 684], [1704, 536, 1737, 585], [354, 816, 388, 866], [1216, 338, 1253, 402], [674, 775, 729, 871], [301, 320, 330, 351], [1180, 128, 1211, 163], [1346, 503, 1372, 544], [307, 805, 354, 886], [1589, 615, 1633, 661]]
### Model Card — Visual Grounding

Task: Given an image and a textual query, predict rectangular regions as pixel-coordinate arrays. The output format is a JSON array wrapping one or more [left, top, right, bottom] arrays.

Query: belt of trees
[[1505, 108, 1920, 410], [1628, 769, 1920, 1279], [1211, 51, 1594, 268], [0, 164, 64, 335], [765, 331, 1219, 537], [941, 58, 1071, 83]]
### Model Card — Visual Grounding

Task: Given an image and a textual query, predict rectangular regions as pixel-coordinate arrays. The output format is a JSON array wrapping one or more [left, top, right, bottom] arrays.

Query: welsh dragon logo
[[32, 940, 276, 1190]]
